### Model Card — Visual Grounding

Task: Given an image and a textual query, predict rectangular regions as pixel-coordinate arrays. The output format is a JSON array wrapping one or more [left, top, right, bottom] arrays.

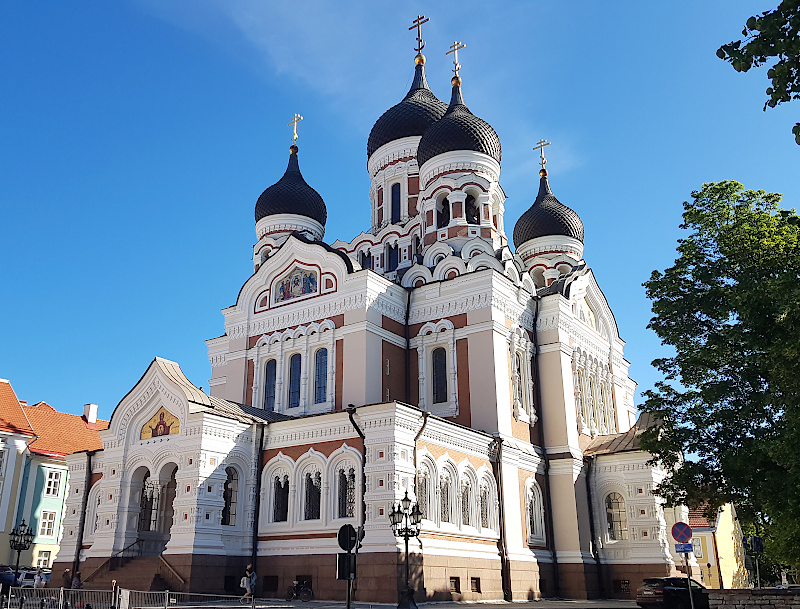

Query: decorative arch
[[416, 451, 438, 524], [460, 237, 495, 260], [477, 467, 499, 533], [326, 444, 361, 521], [433, 256, 467, 282], [422, 242, 454, 268], [401, 264, 433, 288], [458, 461, 479, 529], [262, 452, 295, 525], [466, 253, 504, 274], [437, 456, 459, 526], [525, 477, 546, 545]]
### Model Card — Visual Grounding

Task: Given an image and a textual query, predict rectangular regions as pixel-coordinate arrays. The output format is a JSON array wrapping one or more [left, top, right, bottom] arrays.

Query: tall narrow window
[[417, 472, 429, 519], [273, 475, 289, 522], [314, 349, 328, 404], [605, 492, 628, 540], [514, 353, 524, 404], [440, 474, 451, 523], [391, 183, 401, 224], [387, 244, 399, 272], [480, 485, 490, 529], [338, 467, 356, 518], [288, 354, 301, 408], [304, 472, 322, 520], [527, 482, 545, 543], [360, 250, 372, 269], [45, 471, 62, 497], [465, 195, 479, 225], [437, 198, 450, 229], [221, 467, 238, 526], [432, 348, 447, 404], [461, 481, 472, 526], [264, 359, 277, 411]]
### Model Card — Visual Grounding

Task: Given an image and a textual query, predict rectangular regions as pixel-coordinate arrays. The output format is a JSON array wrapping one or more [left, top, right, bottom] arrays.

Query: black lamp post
[[389, 491, 423, 609], [9, 520, 35, 579]]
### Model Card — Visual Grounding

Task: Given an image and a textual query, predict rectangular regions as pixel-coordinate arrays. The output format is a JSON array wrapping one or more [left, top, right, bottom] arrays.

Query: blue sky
[[1, 1, 797, 419]]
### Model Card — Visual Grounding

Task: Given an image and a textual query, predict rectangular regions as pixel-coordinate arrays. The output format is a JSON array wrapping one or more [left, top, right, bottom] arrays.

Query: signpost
[[671, 523, 695, 609], [338, 525, 358, 609]]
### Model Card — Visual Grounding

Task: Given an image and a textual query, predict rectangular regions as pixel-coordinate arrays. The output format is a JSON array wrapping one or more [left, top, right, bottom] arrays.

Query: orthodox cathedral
[[54, 23, 690, 602]]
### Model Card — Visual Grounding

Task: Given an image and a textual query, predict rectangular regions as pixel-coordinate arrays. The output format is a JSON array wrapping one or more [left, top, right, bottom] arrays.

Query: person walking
[[241, 564, 257, 601], [62, 569, 72, 590], [34, 570, 45, 589], [71, 572, 82, 590]]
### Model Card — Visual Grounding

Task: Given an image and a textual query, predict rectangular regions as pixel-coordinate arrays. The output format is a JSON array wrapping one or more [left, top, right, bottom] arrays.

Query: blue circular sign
[[672, 522, 693, 543]]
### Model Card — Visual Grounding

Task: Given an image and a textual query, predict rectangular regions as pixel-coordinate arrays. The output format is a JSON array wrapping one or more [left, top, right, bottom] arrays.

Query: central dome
[[416, 82, 501, 167], [255, 146, 327, 226], [367, 59, 447, 158]]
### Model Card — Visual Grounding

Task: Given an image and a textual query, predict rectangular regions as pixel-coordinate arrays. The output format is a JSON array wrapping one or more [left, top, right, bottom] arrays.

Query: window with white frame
[[509, 327, 535, 424], [440, 473, 452, 523], [417, 466, 431, 520], [221, 467, 238, 526], [337, 466, 356, 519], [36, 551, 51, 568], [432, 348, 447, 404], [314, 348, 328, 404], [413, 320, 458, 416], [0, 447, 5, 476], [605, 492, 628, 540], [45, 470, 62, 497], [272, 474, 289, 522], [303, 471, 322, 520], [572, 349, 616, 436], [461, 479, 472, 527], [526, 479, 546, 544], [692, 537, 703, 558], [288, 354, 302, 408], [39, 511, 56, 537], [263, 359, 277, 411]]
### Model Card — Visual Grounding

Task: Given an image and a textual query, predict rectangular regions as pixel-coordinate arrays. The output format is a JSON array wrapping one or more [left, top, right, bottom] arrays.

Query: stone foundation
[[709, 589, 800, 608]]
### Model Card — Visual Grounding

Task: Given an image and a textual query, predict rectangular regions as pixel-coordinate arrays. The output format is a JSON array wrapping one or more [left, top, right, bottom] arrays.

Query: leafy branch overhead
[[716, 0, 800, 144], [640, 181, 800, 563]]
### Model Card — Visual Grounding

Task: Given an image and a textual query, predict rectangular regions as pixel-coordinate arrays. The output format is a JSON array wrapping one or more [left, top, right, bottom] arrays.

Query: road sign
[[338, 524, 357, 552], [672, 522, 693, 543], [750, 536, 764, 554], [675, 543, 693, 553], [337, 552, 357, 580]]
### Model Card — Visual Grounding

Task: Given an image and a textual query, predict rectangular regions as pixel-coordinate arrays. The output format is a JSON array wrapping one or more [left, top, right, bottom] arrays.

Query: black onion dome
[[513, 171, 584, 247], [367, 61, 447, 158], [255, 146, 327, 226], [416, 83, 502, 167]]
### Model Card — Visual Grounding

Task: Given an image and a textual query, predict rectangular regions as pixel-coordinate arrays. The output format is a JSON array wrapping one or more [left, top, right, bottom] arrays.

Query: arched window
[[92, 494, 101, 533], [461, 480, 472, 526], [527, 481, 546, 544], [314, 349, 328, 404], [304, 471, 322, 520], [138, 473, 159, 532], [273, 475, 289, 522], [514, 353, 524, 405], [337, 467, 356, 518], [264, 359, 277, 411], [221, 467, 238, 526], [360, 250, 372, 270], [605, 492, 627, 540], [437, 198, 450, 229], [440, 473, 452, 523], [465, 195, 479, 225], [480, 483, 490, 529], [288, 354, 301, 408], [417, 469, 429, 519], [432, 348, 447, 404], [391, 183, 401, 224]]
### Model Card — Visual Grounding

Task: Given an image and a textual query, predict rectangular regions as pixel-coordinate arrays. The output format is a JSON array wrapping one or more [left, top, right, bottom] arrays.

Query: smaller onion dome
[[255, 145, 327, 226], [513, 169, 584, 247], [416, 79, 501, 167], [367, 56, 448, 158]]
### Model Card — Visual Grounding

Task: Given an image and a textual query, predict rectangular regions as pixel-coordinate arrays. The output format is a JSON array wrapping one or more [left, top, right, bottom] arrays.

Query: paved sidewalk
[[263, 600, 638, 609]]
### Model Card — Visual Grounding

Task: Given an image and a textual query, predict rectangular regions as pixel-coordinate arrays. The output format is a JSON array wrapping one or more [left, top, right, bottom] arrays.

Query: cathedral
[[54, 23, 688, 602]]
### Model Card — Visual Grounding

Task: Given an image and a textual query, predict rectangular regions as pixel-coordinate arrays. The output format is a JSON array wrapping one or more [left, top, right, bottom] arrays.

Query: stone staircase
[[85, 555, 166, 591]]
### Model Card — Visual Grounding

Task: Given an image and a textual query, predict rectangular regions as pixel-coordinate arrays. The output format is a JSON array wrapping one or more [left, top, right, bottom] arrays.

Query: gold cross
[[409, 15, 429, 54], [533, 139, 550, 168], [288, 113, 303, 145], [446, 41, 467, 77]]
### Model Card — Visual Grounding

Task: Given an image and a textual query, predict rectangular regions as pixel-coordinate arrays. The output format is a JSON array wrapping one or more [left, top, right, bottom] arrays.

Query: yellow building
[[688, 505, 749, 589]]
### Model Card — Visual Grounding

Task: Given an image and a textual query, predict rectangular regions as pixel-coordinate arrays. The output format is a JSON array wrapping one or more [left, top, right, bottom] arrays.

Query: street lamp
[[389, 491, 423, 609], [9, 520, 35, 579]]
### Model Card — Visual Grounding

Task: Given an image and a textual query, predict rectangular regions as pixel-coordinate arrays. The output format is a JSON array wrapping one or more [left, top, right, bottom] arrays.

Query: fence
[[3, 589, 255, 609]]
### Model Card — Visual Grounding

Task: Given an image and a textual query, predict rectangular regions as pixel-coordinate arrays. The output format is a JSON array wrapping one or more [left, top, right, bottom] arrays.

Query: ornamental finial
[[533, 139, 551, 177], [409, 15, 429, 64], [446, 41, 467, 85], [288, 113, 303, 149]]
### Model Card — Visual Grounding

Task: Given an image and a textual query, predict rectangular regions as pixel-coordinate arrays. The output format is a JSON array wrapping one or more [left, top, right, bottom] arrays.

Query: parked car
[[637, 577, 709, 609], [19, 569, 51, 587], [0, 570, 20, 594]]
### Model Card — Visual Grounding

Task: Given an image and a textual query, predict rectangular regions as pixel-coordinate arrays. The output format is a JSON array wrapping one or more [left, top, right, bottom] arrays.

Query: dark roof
[[255, 146, 327, 226], [583, 412, 655, 456], [367, 61, 447, 158], [513, 172, 584, 247], [207, 396, 294, 424], [536, 262, 588, 297], [416, 83, 501, 167]]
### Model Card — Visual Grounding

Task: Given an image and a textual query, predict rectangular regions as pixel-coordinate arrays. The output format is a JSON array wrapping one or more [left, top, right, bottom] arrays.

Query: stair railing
[[109, 539, 143, 571], [157, 555, 185, 591]]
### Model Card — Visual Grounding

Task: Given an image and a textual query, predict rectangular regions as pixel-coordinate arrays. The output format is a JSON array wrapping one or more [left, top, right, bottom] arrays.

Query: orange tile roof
[[22, 402, 108, 459], [0, 379, 35, 436], [688, 505, 714, 528]]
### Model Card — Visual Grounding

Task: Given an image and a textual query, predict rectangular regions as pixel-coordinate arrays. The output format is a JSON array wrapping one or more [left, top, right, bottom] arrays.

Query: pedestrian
[[34, 570, 45, 589], [71, 572, 82, 590], [241, 564, 257, 600], [62, 569, 72, 590]]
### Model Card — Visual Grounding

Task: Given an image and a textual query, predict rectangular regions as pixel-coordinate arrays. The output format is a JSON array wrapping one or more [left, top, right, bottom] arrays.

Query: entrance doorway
[[132, 463, 178, 555]]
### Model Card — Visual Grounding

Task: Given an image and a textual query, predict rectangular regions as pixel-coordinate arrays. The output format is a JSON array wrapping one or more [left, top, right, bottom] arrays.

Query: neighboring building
[[688, 504, 749, 589], [56, 33, 686, 601], [0, 379, 36, 568], [0, 378, 107, 570]]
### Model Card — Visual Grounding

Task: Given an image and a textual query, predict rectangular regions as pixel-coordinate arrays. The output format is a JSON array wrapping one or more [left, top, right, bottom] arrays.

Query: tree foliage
[[640, 181, 800, 562], [716, 0, 800, 144]]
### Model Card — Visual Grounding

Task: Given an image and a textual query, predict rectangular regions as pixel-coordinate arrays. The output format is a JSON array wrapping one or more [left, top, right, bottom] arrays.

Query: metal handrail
[[109, 539, 143, 570], [157, 554, 185, 589]]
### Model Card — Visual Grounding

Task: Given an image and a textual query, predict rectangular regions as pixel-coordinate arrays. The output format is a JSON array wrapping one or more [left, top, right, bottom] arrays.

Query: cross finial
[[533, 139, 551, 170], [288, 113, 303, 146], [409, 15, 429, 54], [446, 41, 467, 78]]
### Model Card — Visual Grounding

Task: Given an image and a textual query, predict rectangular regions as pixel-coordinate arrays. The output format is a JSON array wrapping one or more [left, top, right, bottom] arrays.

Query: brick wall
[[709, 589, 800, 608]]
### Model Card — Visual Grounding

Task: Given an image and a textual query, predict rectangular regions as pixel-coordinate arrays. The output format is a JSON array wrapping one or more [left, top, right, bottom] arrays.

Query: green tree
[[716, 0, 800, 144], [640, 181, 800, 563]]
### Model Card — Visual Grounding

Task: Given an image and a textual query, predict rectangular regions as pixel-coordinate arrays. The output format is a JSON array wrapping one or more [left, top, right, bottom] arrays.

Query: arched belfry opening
[[131, 463, 178, 555]]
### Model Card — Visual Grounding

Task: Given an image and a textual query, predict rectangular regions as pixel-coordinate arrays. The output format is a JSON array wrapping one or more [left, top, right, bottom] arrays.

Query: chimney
[[19, 400, 28, 407], [84, 403, 98, 424]]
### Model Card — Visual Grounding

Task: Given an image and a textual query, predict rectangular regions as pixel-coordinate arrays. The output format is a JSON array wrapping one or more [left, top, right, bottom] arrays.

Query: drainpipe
[[346, 404, 367, 596], [405, 288, 412, 403], [531, 296, 560, 597], [412, 411, 429, 492], [251, 423, 266, 571], [584, 455, 605, 596], [490, 438, 511, 601], [74, 450, 95, 572]]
